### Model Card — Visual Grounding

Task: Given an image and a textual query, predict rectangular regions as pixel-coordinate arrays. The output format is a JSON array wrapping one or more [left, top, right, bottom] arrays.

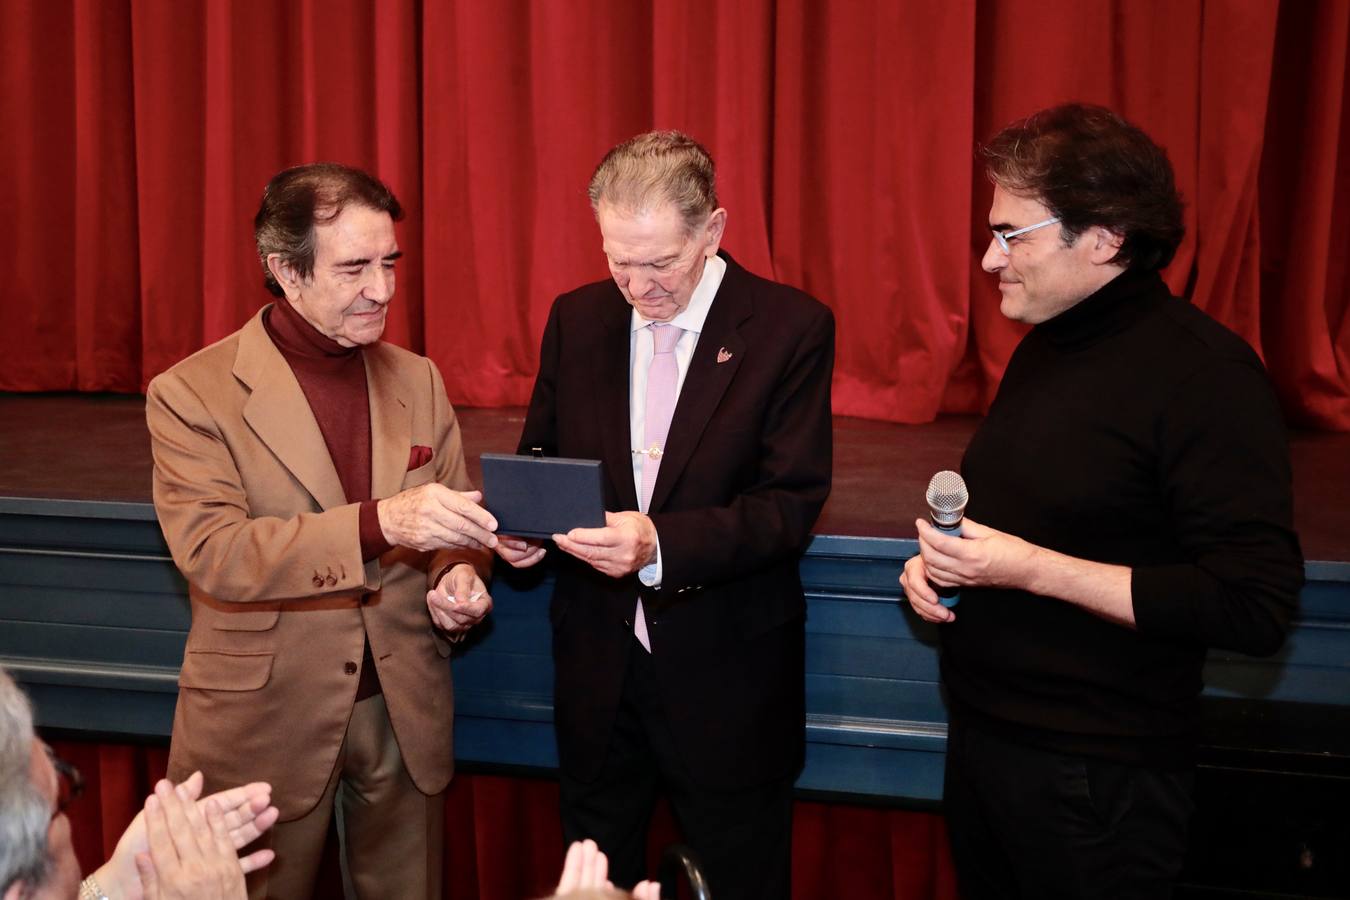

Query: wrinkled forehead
[[312, 204, 399, 257], [597, 202, 695, 258]]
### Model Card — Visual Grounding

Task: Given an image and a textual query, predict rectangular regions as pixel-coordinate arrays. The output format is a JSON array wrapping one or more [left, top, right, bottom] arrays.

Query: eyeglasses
[[991, 216, 1061, 253], [43, 744, 84, 820]]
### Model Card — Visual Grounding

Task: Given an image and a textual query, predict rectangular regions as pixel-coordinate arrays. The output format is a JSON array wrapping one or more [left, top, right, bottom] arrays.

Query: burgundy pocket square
[[408, 445, 433, 470]]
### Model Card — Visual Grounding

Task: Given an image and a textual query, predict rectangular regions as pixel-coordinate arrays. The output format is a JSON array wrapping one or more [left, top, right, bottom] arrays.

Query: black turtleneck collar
[[1035, 266, 1172, 350], [264, 298, 361, 360]]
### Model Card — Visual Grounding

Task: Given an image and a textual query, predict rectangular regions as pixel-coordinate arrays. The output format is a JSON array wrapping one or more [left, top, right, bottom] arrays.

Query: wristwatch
[[78, 878, 109, 900]]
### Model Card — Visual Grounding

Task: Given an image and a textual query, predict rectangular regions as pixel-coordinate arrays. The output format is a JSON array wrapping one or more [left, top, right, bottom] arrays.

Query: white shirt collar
[[629, 254, 727, 335]]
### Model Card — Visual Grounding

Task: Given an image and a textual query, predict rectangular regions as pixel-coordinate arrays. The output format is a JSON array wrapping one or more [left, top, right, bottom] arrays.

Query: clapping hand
[[554, 839, 660, 899], [133, 778, 272, 900], [93, 772, 276, 900]]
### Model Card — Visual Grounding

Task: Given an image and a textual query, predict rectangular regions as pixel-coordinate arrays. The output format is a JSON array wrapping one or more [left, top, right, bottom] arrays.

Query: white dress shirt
[[629, 254, 726, 586]]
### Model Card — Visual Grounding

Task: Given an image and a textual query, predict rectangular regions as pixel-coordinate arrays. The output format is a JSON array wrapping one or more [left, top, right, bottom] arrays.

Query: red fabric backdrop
[[49, 737, 958, 900], [9, 4, 1344, 895], [2, 0, 1348, 428]]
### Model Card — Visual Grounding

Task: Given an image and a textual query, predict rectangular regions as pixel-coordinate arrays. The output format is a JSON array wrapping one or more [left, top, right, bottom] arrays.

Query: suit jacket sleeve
[[426, 358, 494, 587], [148, 355, 482, 604], [147, 370, 376, 603], [649, 304, 835, 594]]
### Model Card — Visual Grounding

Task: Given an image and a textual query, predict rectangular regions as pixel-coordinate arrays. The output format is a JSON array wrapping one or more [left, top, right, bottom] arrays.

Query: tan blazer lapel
[[366, 346, 413, 501], [235, 308, 348, 511]]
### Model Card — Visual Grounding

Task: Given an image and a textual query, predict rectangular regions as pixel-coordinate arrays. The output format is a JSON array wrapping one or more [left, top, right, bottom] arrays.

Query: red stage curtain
[[48, 736, 958, 900], [1, 0, 1348, 427]]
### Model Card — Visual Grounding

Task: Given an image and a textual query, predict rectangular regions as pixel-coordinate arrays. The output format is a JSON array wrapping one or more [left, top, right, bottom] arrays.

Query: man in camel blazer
[[500, 132, 834, 900], [147, 163, 497, 899]]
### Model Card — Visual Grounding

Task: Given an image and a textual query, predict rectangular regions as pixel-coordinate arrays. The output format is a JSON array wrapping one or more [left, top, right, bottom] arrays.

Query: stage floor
[[2, 392, 1347, 560]]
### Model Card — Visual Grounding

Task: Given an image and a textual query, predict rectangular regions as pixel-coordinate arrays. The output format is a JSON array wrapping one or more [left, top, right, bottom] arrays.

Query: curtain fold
[[3, 1, 78, 389], [3, 0, 1347, 428], [774, 0, 978, 423], [1259, 0, 1350, 429]]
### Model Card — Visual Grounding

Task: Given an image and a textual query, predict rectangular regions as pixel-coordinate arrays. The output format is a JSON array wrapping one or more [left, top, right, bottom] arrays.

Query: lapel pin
[[716, 347, 733, 364]]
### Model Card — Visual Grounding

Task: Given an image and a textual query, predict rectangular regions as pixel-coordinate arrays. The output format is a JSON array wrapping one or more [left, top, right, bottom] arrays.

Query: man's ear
[[266, 254, 305, 301], [5, 880, 28, 900], [1089, 226, 1126, 264], [702, 208, 728, 259]]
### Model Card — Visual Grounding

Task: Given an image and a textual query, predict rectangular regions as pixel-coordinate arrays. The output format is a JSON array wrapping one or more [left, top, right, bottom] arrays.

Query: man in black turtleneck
[[900, 105, 1303, 899], [147, 163, 498, 899]]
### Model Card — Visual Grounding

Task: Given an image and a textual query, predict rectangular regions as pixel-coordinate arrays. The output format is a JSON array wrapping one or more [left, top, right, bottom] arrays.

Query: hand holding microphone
[[925, 470, 969, 608], [899, 469, 971, 623], [904, 471, 1039, 623]]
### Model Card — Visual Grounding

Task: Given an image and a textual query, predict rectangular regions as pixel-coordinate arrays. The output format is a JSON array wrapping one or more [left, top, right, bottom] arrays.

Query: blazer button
[[326, 573, 338, 586], [312, 573, 325, 589], [344, 661, 358, 675]]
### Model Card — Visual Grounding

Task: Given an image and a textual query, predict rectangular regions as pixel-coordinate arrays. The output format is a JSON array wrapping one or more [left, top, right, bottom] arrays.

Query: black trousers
[[943, 717, 1195, 900], [560, 638, 795, 900]]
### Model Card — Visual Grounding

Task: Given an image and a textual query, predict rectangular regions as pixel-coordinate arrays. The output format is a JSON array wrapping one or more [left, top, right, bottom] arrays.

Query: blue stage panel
[[3, 497, 1348, 806]]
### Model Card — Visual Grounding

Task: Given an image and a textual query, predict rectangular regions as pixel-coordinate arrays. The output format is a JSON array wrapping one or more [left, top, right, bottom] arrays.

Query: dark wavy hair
[[981, 104, 1184, 271], [253, 163, 404, 298]]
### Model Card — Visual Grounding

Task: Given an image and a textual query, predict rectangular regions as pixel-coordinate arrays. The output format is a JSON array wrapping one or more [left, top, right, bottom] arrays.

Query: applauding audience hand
[[132, 778, 271, 900], [91, 771, 277, 899], [551, 839, 660, 899]]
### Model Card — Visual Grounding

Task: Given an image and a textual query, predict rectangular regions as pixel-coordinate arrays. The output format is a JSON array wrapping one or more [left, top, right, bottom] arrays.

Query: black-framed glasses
[[43, 744, 84, 819]]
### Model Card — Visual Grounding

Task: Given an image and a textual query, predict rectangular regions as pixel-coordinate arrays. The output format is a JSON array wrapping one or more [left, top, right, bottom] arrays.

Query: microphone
[[925, 470, 968, 608]]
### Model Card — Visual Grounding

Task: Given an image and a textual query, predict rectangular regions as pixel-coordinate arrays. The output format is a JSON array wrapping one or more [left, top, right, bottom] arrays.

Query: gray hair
[[0, 669, 49, 897], [253, 162, 405, 298], [587, 131, 718, 232]]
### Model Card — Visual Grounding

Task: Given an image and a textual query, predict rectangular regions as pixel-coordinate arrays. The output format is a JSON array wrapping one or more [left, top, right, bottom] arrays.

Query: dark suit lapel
[[366, 346, 413, 502], [596, 293, 640, 511], [649, 260, 751, 513], [236, 309, 348, 512]]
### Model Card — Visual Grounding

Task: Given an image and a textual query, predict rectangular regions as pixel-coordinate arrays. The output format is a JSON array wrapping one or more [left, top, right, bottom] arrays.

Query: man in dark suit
[[498, 131, 834, 899]]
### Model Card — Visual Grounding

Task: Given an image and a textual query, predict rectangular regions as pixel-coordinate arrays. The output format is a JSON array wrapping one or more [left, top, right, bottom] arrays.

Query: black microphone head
[[926, 470, 968, 526]]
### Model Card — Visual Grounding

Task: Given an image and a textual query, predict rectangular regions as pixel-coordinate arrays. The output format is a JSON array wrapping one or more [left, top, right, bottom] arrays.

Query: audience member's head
[[1, 670, 81, 900]]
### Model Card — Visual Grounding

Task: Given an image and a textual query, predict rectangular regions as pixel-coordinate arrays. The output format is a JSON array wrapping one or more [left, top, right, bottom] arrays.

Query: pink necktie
[[635, 323, 681, 652]]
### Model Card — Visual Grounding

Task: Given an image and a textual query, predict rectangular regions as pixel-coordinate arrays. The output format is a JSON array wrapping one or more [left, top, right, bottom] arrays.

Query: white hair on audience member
[[0, 668, 51, 896]]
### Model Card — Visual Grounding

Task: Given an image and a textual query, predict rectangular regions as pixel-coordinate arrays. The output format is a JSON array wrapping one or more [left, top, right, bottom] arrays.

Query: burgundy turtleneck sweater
[[264, 298, 393, 698]]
